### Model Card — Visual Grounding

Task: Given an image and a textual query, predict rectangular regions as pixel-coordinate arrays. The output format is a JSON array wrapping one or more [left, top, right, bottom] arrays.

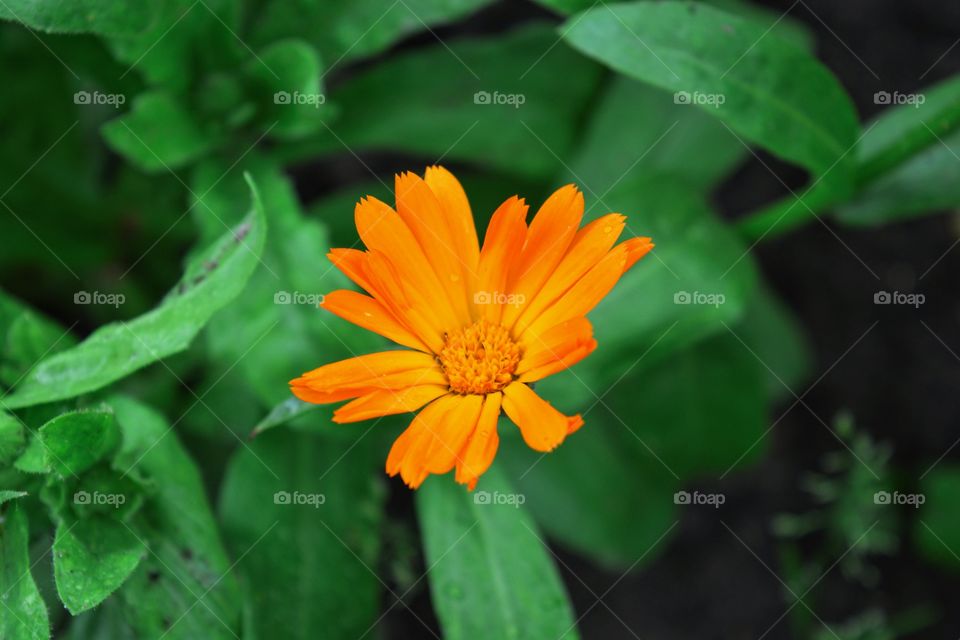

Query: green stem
[[737, 101, 960, 242]]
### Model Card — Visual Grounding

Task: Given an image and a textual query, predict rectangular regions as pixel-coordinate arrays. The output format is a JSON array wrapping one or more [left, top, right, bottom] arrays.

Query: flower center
[[438, 319, 521, 395]]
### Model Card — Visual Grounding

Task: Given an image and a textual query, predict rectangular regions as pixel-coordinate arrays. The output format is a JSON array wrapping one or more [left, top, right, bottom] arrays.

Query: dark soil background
[[333, 1, 960, 638]]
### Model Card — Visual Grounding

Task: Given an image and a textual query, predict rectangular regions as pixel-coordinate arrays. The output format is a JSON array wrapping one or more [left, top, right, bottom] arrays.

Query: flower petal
[[388, 395, 467, 488], [455, 392, 502, 490], [355, 195, 461, 332], [424, 165, 480, 278], [321, 289, 429, 352], [500, 185, 583, 328], [476, 196, 528, 323], [290, 351, 444, 405], [513, 213, 626, 335], [520, 239, 644, 340], [502, 382, 578, 452], [334, 385, 450, 424], [517, 317, 597, 382]]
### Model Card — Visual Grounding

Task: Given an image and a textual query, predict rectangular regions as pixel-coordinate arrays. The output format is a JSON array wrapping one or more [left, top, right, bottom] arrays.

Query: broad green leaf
[[556, 175, 758, 391], [246, 39, 328, 139], [280, 24, 604, 178], [601, 333, 768, 478], [14, 437, 49, 475], [562, 1, 860, 190], [195, 156, 376, 407], [565, 75, 747, 198], [498, 414, 678, 568], [836, 74, 960, 225], [109, 396, 241, 639], [53, 516, 145, 614], [417, 462, 579, 640], [0, 179, 266, 409], [917, 465, 960, 571], [102, 92, 222, 173], [0, 504, 50, 640], [836, 129, 960, 226], [0, 412, 25, 465], [0, 1, 156, 36], [219, 427, 386, 640], [38, 409, 120, 477], [737, 284, 812, 402], [250, 0, 493, 64]]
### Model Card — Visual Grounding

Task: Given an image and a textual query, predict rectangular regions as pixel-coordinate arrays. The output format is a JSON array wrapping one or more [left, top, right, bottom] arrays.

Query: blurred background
[[2, 0, 959, 638]]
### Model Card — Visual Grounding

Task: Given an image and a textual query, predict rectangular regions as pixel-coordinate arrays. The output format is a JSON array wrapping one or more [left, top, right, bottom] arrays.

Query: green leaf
[[0, 179, 266, 409], [14, 437, 50, 475], [498, 416, 678, 568], [250, 397, 317, 437], [101, 92, 222, 173], [53, 516, 145, 614], [38, 409, 120, 478], [219, 428, 386, 640], [250, 0, 493, 64], [835, 74, 960, 225], [736, 284, 812, 402], [562, 1, 860, 189], [0, 490, 27, 505], [417, 462, 579, 640], [109, 395, 241, 639], [564, 175, 758, 390], [105, 0, 244, 89], [566, 75, 748, 197], [0, 1, 157, 36], [195, 155, 376, 407], [246, 39, 328, 139], [0, 290, 76, 390], [0, 412, 25, 465], [281, 24, 604, 178], [0, 504, 50, 640]]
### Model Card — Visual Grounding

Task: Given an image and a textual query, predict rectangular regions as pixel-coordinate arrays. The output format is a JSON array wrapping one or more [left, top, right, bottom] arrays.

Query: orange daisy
[[290, 166, 653, 490]]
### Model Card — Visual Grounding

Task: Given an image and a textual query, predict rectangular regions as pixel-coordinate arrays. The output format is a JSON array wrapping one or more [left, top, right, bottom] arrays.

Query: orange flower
[[290, 166, 653, 490]]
